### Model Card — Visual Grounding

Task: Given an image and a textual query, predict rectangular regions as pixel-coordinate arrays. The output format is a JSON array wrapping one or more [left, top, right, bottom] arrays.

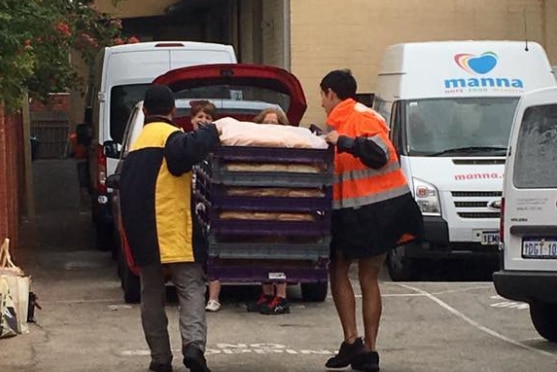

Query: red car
[[108, 64, 330, 304]]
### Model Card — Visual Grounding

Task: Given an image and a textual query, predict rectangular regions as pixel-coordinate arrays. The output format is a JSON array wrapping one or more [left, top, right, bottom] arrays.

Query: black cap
[[143, 85, 175, 116]]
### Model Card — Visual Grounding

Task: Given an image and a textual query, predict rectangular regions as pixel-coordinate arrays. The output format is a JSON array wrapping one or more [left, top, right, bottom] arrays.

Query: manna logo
[[454, 173, 504, 181], [445, 51, 524, 91], [454, 52, 498, 74]]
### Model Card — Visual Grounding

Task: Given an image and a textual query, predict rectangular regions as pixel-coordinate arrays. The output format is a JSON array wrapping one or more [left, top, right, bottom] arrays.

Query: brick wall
[[0, 105, 24, 249], [29, 93, 70, 113], [291, 0, 555, 125]]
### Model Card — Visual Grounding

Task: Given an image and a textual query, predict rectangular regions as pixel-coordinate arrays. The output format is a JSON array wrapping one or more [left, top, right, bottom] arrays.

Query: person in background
[[188, 100, 223, 313], [319, 70, 423, 372], [190, 100, 217, 131], [119, 86, 222, 372], [246, 107, 292, 315], [252, 107, 290, 126]]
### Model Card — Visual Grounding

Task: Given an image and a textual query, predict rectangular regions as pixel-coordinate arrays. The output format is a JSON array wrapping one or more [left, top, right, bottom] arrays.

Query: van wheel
[[530, 301, 557, 342], [387, 244, 418, 281], [120, 248, 140, 304], [301, 281, 328, 302]]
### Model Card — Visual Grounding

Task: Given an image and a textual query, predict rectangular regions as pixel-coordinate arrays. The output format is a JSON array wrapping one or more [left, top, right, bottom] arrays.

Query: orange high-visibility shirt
[[327, 98, 409, 210]]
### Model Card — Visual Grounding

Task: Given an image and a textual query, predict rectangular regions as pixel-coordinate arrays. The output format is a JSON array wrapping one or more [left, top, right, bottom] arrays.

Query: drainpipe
[[283, 0, 291, 70]]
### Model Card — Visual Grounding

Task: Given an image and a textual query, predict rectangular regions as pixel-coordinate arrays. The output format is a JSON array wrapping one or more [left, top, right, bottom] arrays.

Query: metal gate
[[30, 111, 70, 159]]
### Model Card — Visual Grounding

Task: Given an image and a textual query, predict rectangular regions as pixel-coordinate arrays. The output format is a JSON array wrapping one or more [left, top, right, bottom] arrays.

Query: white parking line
[[120, 343, 334, 357], [41, 298, 123, 304], [330, 285, 492, 299], [490, 301, 529, 310], [430, 285, 492, 296], [396, 283, 557, 359], [328, 293, 423, 299]]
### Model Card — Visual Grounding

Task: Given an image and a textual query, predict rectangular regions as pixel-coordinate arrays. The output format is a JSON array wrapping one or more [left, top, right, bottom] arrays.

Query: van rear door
[[504, 89, 557, 271], [107, 51, 171, 86], [169, 42, 237, 69]]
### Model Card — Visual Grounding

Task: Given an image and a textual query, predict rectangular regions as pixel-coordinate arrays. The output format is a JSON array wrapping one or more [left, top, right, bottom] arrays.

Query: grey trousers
[[139, 262, 207, 364]]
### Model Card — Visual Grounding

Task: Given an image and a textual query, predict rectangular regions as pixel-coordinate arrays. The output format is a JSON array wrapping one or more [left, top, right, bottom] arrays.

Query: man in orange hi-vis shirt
[[321, 69, 423, 372]]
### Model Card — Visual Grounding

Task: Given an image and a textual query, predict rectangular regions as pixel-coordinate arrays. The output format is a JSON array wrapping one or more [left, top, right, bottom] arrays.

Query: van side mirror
[[106, 174, 120, 189], [76, 123, 93, 146], [103, 140, 121, 159]]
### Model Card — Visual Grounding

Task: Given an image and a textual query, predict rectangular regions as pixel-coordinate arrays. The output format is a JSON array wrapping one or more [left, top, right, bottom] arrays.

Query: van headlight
[[413, 178, 441, 216]]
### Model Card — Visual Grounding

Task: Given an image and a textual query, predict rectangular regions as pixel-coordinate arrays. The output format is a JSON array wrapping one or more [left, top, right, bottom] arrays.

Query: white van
[[493, 87, 557, 342], [79, 41, 237, 251], [373, 41, 556, 280]]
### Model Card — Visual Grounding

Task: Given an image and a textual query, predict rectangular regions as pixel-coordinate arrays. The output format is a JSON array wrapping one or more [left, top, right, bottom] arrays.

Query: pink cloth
[[214, 117, 328, 149]]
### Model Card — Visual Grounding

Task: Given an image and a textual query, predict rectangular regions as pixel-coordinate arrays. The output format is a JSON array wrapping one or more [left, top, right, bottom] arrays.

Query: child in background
[[190, 100, 222, 313], [248, 107, 292, 315]]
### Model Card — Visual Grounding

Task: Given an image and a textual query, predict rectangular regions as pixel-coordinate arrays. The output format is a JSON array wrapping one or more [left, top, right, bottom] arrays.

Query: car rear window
[[174, 85, 291, 115], [513, 104, 557, 189]]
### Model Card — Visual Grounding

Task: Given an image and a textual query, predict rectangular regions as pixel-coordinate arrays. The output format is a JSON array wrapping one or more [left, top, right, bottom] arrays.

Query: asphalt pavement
[[1, 159, 556, 372]]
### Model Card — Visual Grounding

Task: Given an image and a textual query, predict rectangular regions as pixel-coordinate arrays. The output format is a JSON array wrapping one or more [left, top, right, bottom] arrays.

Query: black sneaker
[[247, 294, 273, 313], [259, 296, 290, 315], [325, 337, 365, 368], [351, 351, 380, 372], [149, 361, 173, 372], [183, 344, 211, 372]]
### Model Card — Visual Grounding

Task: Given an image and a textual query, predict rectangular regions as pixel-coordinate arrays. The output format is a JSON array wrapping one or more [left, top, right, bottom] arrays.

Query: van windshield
[[403, 97, 519, 156], [110, 84, 149, 144], [513, 104, 557, 189]]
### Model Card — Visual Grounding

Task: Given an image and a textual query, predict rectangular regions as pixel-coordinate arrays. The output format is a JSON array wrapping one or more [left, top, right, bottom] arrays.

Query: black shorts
[[330, 193, 423, 260]]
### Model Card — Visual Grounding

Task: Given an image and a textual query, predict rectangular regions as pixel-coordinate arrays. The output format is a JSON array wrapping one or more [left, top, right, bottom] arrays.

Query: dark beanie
[[144, 85, 175, 116]]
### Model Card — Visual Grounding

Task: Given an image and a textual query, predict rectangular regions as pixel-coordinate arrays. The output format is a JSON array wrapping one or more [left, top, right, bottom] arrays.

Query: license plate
[[481, 232, 500, 246], [522, 238, 557, 258], [268, 272, 286, 280]]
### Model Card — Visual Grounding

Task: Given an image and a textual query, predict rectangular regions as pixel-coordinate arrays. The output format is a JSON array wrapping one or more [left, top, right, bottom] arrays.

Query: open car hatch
[[152, 63, 307, 128]]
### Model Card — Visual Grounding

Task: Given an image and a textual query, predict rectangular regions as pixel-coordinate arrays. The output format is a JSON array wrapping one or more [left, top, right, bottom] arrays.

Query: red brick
[[0, 105, 7, 242], [29, 93, 70, 113], [0, 105, 23, 250]]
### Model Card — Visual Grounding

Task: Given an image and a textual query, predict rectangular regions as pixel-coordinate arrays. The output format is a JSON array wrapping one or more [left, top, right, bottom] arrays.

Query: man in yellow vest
[[320, 70, 423, 372], [120, 85, 221, 372]]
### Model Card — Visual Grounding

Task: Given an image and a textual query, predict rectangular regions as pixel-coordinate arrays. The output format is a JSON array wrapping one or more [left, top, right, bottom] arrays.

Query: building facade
[[93, 0, 557, 125]]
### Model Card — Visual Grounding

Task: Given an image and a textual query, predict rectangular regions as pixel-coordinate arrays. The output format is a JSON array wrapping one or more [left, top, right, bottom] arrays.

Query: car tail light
[[499, 197, 505, 243], [97, 144, 107, 194]]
